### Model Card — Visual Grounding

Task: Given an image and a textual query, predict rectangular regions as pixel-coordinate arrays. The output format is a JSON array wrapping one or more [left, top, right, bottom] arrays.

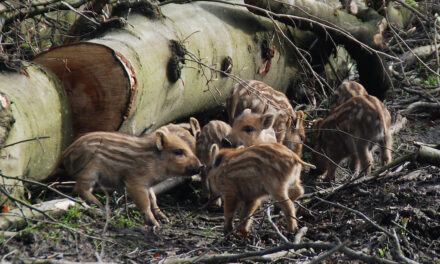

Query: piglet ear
[[209, 144, 220, 166], [189, 117, 201, 138], [295, 110, 304, 129], [155, 130, 167, 151], [262, 113, 275, 129], [312, 118, 324, 128]]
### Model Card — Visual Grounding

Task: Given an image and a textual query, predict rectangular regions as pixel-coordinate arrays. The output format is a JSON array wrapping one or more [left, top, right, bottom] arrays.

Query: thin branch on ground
[[0, 173, 84, 206], [391, 229, 419, 264], [314, 197, 419, 264], [302, 151, 416, 198], [0, 184, 57, 222], [293, 226, 308, 244], [266, 206, 289, 243], [159, 240, 399, 264], [392, 0, 429, 24], [314, 197, 393, 237], [307, 241, 346, 264]]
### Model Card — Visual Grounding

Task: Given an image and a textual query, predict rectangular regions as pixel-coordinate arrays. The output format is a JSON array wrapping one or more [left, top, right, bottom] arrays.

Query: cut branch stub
[[221, 56, 233, 76], [167, 40, 187, 83]]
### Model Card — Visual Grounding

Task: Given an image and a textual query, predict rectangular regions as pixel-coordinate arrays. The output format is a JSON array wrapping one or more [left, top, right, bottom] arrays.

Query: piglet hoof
[[234, 230, 250, 237], [149, 221, 161, 228], [155, 211, 170, 223], [287, 223, 298, 233], [142, 215, 161, 228]]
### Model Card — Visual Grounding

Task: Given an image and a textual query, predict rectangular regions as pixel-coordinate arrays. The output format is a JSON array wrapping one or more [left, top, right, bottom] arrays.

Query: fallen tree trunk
[[33, 1, 303, 137], [241, 0, 392, 99], [0, 0, 310, 204], [0, 198, 77, 230], [0, 63, 73, 206]]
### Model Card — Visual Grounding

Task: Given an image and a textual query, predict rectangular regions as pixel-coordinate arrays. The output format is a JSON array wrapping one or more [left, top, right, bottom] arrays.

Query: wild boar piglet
[[226, 80, 305, 155], [207, 143, 315, 235], [310, 95, 392, 181], [157, 117, 200, 153], [62, 130, 203, 227], [331, 81, 368, 108], [223, 108, 277, 148], [195, 120, 231, 201]]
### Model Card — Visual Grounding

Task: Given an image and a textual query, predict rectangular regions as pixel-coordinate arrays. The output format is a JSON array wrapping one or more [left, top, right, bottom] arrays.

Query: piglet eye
[[173, 149, 185, 156], [243, 126, 255, 133]]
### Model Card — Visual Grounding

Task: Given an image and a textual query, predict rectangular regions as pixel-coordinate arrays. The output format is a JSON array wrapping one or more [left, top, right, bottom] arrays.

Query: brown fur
[[226, 80, 304, 155], [310, 95, 392, 181], [157, 117, 201, 153], [332, 81, 368, 108], [195, 120, 231, 202], [207, 143, 315, 235], [225, 109, 277, 148], [62, 130, 203, 227]]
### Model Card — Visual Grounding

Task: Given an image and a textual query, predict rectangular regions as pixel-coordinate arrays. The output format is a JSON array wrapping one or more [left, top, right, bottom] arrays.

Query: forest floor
[[1, 101, 439, 263]]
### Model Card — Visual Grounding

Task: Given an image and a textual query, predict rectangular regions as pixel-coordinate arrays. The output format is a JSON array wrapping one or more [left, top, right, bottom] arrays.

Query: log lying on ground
[[0, 198, 77, 230], [242, 0, 391, 99], [33, 1, 302, 137], [400, 44, 440, 68], [0, 63, 73, 206]]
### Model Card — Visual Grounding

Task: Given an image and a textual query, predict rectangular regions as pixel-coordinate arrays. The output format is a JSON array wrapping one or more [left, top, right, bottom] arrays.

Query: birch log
[[0, 63, 73, 205], [33, 1, 301, 137]]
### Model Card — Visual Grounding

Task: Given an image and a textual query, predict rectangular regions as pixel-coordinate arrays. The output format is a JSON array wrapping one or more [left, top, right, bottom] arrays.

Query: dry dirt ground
[[1, 108, 439, 263]]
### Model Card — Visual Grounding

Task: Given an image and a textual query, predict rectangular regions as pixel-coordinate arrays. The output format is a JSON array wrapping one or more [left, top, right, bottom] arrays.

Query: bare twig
[[293, 226, 308, 244], [314, 197, 393, 236], [307, 241, 347, 264], [392, 0, 429, 22], [0, 184, 57, 222], [0, 136, 50, 149], [389, 22, 440, 78], [160, 0, 398, 60], [3, 0, 90, 25], [266, 206, 289, 243], [61, 1, 100, 25], [159, 240, 398, 264], [391, 220, 430, 246], [313, 197, 419, 263], [0, 173, 84, 205], [391, 229, 419, 264], [302, 151, 416, 198]]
